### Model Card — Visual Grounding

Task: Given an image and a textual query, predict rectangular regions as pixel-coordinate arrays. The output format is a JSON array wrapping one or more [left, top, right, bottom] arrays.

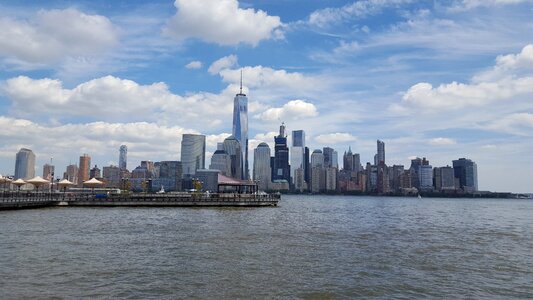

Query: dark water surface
[[1, 195, 532, 299]]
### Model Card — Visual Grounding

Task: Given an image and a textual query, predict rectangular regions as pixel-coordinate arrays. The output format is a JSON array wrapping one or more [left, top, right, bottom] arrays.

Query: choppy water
[[1, 195, 532, 299]]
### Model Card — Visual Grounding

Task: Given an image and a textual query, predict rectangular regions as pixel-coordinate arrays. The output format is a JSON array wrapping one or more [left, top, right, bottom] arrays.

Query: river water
[[1, 195, 532, 299]]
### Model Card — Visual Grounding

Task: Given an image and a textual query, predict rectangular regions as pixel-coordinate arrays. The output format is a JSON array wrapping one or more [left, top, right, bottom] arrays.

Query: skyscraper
[[14, 148, 35, 180], [78, 154, 91, 184], [232, 72, 249, 180], [119, 145, 128, 170], [43, 163, 55, 181], [310, 149, 325, 193], [375, 140, 385, 165], [272, 123, 290, 183], [64, 164, 78, 184], [323, 147, 334, 168], [453, 158, 478, 192], [253, 142, 272, 191], [210, 143, 232, 176], [290, 130, 305, 185], [223, 136, 242, 179], [181, 134, 206, 177]]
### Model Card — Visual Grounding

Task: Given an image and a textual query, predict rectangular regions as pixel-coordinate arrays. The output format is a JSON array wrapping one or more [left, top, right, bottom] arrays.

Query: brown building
[[78, 154, 91, 185]]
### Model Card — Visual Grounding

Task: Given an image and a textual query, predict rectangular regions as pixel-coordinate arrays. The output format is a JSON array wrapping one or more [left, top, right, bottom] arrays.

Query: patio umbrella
[[26, 176, 50, 193], [12, 178, 26, 191], [58, 179, 75, 190], [83, 178, 103, 193]]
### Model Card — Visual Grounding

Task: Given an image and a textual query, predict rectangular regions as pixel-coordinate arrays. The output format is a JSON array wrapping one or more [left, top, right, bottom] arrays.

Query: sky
[[0, 0, 532, 192]]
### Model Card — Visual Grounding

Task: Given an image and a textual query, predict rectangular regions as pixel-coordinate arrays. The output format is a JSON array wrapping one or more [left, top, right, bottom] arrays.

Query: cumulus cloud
[[208, 55, 238, 74], [315, 133, 357, 145], [185, 60, 202, 69], [1, 75, 234, 128], [256, 100, 318, 121], [428, 137, 457, 146], [163, 0, 282, 46], [391, 45, 533, 113], [0, 8, 117, 65]]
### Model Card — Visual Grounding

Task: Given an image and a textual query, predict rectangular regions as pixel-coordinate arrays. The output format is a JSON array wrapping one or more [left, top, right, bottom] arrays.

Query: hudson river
[[1, 195, 532, 299]]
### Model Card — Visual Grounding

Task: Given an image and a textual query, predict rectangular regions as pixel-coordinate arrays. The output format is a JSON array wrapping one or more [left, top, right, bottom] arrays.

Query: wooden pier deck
[[0, 192, 280, 210]]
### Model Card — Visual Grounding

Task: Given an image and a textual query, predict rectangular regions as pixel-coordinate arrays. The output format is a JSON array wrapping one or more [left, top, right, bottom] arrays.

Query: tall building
[[375, 140, 385, 165], [304, 147, 310, 184], [253, 142, 272, 191], [353, 153, 361, 172], [152, 161, 182, 192], [310, 149, 325, 193], [434, 166, 455, 191], [14, 148, 35, 180], [325, 167, 337, 191], [64, 164, 78, 184], [119, 145, 127, 170], [78, 154, 91, 184], [290, 130, 305, 185], [103, 165, 121, 188], [232, 72, 249, 179], [323, 147, 334, 168], [181, 134, 206, 177], [310, 149, 324, 168], [210, 143, 231, 176], [272, 123, 290, 183], [43, 163, 55, 181], [343, 147, 354, 171], [453, 158, 478, 192], [90, 165, 101, 179], [223, 136, 242, 179]]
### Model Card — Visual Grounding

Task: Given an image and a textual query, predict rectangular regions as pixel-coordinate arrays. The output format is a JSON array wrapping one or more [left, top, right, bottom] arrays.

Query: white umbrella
[[26, 176, 50, 188], [83, 178, 103, 188], [58, 179, 75, 188], [12, 178, 26, 189]]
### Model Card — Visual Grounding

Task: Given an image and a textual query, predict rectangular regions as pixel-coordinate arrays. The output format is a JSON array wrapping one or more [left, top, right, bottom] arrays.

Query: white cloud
[[163, 0, 282, 46], [1, 75, 234, 129], [315, 133, 357, 145], [0, 8, 117, 65], [256, 100, 318, 121], [428, 137, 457, 146], [391, 45, 533, 113], [308, 0, 412, 28], [450, 0, 530, 11], [185, 60, 202, 69], [208, 55, 238, 74], [484, 113, 533, 136], [474, 44, 533, 82]]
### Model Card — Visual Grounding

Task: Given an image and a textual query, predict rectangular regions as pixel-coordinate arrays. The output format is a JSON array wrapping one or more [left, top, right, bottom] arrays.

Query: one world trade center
[[232, 71, 249, 180]]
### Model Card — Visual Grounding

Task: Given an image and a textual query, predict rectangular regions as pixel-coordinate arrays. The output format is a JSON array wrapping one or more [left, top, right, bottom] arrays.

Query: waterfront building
[[195, 169, 219, 192], [181, 134, 206, 178], [232, 73, 249, 179], [290, 130, 305, 185], [304, 147, 310, 184], [323, 147, 334, 168], [223, 136, 242, 179], [64, 164, 79, 184], [119, 145, 127, 170], [353, 153, 361, 172], [14, 148, 35, 180], [433, 166, 455, 191], [209, 143, 231, 176], [310, 149, 325, 193], [152, 161, 182, 192], [293, 167, 306, 192], [90, 165, 101, 179], [103, 165, 121, 188], [253, 142, 271, 191], [43, 163, 55, 181], [391, 165, 404, 192], [343, 147, 354, 171], [409, 157, 430, 189], [419, 165, 433, 191], [453, 158, 478, 192], [272, 123, 290, 183], [78, 154, 91, 185], [375, 140, 385, 165], [325, 167, 337, 191], [377, 162, 389, 194]]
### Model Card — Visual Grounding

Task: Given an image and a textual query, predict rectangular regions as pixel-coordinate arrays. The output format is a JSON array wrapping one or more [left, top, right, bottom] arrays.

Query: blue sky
[[0, 0, 532, 192]]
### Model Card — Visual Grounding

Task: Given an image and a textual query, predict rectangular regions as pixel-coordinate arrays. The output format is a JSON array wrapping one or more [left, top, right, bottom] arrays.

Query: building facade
[[232, 79, 249, 180], [290, 130, 306, 186], [272, 123, 290, 183], [181, 134, 206, 178], [119, 145, 127, 170], [453, 158, 478, 192], [78, 154, 91, 184], [253, 142, 271, 191], [14, 148, 35, 180]]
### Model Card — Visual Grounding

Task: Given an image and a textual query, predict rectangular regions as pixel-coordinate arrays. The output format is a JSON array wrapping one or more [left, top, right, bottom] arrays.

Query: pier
[[0, 192, 280, 210]]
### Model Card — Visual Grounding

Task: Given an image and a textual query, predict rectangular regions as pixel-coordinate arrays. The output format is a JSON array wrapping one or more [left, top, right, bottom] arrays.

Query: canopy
[[12, 178, 26, 187], [83, 178, 103, 188], [0, 175, 11, 184], [58, 179, 75, 188], [26, 176, 51, 187]]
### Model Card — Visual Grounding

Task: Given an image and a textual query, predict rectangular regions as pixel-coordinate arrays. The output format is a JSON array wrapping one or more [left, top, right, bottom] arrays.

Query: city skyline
[[0, 1, 532, 192]]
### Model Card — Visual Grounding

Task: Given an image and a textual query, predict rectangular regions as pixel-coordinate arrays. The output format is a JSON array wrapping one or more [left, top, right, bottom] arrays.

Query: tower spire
[[240, 69, 243, 95]]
